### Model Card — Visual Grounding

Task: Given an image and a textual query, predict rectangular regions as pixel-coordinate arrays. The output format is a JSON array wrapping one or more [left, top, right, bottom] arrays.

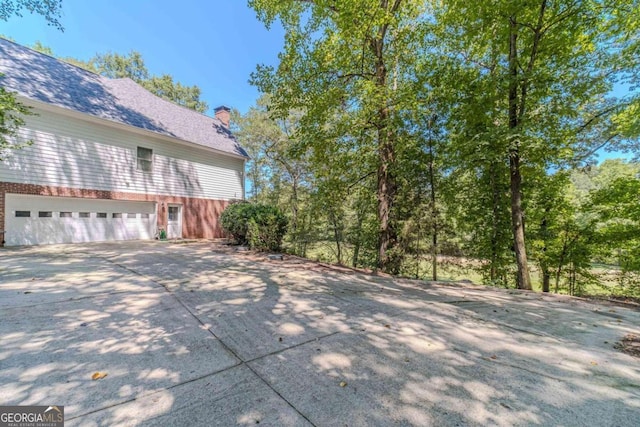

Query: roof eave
[[18, 96, 250, 161]]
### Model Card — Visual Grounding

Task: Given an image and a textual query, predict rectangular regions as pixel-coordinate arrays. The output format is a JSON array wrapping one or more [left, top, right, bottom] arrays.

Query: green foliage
[[92, 51, 149, 81], [249, 0, 431, 272], [29, 40, 96, 72], [220, 202, 255, 243], [588, 161, 640, 274], [221, 202, 288, 251], [91, 51, 209, 113], [142, 74, 208, 113], [242, 0, 640, 296], [22, 43, 210, 113], [0, 0, 63, 30], [0, 80, 33, 160], [0, 5, 60, 158], [1, 1, 63, 159], [247, 206, 289, 251]]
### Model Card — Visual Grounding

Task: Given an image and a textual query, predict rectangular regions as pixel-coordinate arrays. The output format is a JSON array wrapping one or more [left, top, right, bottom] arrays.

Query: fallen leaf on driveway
[[490, 355, 498, 360], [590, 361, 598, 366], [91, 372, 108, 380], [615, 334, 640, 357], [339, 381, 347, 387]]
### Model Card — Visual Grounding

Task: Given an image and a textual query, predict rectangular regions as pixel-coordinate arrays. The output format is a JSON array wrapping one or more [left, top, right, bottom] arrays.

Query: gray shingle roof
[[0, 38, 248, 158]]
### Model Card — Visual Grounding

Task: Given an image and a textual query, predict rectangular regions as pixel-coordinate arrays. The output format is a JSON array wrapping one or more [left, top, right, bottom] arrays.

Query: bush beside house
[[221, 202, 288, 251]]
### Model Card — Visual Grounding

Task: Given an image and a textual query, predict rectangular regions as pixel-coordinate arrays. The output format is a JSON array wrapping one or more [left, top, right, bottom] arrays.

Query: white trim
[[18, 97, 250, 161]]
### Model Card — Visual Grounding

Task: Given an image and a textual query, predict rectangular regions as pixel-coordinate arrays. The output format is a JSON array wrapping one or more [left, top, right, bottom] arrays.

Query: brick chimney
[[214, 105, 231, 128]]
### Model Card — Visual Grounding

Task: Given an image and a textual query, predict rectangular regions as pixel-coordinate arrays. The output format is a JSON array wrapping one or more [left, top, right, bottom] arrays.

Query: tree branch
[[576, 105, 619, 133], [518, 0, 547, 123], [348, 170, 377, 190]]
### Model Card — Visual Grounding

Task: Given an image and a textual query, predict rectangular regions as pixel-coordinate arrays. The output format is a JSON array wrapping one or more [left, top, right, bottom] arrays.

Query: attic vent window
[[137, 147, 153, 172]]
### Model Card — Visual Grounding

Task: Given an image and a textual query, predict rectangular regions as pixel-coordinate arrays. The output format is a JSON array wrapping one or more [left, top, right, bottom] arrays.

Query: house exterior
[[0, 39, 248, 246]]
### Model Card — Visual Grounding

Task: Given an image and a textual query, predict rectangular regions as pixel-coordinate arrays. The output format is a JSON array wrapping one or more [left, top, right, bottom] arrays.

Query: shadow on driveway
[[1, 241, 639, 426]]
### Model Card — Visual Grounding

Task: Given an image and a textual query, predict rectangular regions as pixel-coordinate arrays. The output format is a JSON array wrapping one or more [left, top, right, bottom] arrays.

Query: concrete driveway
[[0, 241, 639, 426]]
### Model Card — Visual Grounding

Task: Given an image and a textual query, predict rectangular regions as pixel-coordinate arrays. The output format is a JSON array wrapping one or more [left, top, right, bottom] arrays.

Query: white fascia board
[[19, 97, 249, 161]]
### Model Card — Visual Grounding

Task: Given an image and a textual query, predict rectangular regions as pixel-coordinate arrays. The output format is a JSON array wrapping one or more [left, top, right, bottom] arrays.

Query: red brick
[[0, 182, 230, 241]]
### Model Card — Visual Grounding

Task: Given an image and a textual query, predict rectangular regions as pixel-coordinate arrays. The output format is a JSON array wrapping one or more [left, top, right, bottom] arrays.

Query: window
[[39, 211, 52, 218], [79, 212, 90, 218], [168, 206, 179, 221], [112, 213, 122, 218], [60, 212, 72, 218], [15, 211, 30, 217], [137, 147, 153, 172], [97, 213, 107, 218], [127, 213, 137, 219], [140, 213, 150, 219]]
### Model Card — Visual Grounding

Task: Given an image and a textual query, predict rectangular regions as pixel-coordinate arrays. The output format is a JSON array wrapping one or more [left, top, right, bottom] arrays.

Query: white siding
[[0, 107, 245, 200]]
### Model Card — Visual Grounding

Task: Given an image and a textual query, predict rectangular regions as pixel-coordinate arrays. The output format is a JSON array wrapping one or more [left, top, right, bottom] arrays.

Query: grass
[[290, 240, 640, 299]]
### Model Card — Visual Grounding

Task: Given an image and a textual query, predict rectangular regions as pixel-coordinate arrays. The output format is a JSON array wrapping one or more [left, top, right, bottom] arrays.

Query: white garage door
[[4, 194, 157, 246]]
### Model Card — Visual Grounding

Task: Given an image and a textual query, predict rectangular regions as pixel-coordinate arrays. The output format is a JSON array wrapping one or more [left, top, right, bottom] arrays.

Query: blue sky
[[0, 1, 631, 162], [0, 0, 284, 114]]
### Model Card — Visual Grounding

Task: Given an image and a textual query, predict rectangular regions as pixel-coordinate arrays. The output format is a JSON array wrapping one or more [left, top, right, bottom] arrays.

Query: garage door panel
[[5, 195, 157, 246]]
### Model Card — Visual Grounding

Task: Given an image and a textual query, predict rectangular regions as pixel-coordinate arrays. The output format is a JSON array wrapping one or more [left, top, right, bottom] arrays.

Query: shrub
[[221, 202, 288, 251], [220, 201, 254, 243]]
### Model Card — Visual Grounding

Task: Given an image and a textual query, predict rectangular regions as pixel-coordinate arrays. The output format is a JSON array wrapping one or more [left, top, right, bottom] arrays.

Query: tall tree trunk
[[540, 210, 550, 292], [250, 161, 261, 200], [329, 209, 343, 265], [377, 130, 396, 271], [489, 163, 500, 282], [372, 30, 397, 272], [542, 271, 550, 293], [427, 128, 438, 281], [352, 210, 364, 268], [554, 236, 568, 293], [555, 226, 577, 293], [508, 15, 532, 290], [290, 176, 299, 234]]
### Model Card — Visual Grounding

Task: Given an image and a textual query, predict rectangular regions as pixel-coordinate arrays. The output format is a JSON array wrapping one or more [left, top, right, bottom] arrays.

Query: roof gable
[[0, 39, 248, 159]]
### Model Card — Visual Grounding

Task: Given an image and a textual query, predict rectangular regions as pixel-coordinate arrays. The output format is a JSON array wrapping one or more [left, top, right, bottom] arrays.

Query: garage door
[[4, 194, 157, 246]]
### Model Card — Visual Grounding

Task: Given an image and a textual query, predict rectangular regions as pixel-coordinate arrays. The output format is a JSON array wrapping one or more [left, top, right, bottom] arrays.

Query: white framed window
[[79, 212, 90, 218], [168, 206, 179, 221], [137, 146, 153, 172], [97, 212, 107, 219], [15, 211, 30, 217], [60, 212, 72, 218]]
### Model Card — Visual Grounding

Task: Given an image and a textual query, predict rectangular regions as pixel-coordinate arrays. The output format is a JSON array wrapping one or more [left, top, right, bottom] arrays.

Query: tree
[[233, 96, 308, 232], [92, 51, 149, 81], [91, 51, 209, 113], [588, 160, 640, 276], [142, 74, 208, 114], [0, 0, 63, 30], [243, 0, 639, 295], [20, 44, 210, 113], [0, 82, 32, 159], [249, 0, 429, 273], [1, 0, 64, 158], [30, 40, 96, 72], [432, 0, 632, 289]]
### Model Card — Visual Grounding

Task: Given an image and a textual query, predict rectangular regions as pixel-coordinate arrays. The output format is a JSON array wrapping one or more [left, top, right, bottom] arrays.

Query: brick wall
[[0, 182, 230, 241]]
